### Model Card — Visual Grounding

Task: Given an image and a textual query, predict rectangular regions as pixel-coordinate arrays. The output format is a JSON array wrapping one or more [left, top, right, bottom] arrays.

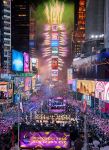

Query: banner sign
[[20, 131, 70, 149]]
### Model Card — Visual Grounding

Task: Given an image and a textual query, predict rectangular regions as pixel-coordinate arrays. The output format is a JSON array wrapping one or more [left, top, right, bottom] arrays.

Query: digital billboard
[[82, 95, 91, 106], [12, 49, 23, 72], [32, 76, 36, 90], [24, 77, 32, 91], [52, 47, 58, 54], [49, 98, 66, 113], [51, 40, 59, 47], [95, 81, 109, 101], [51, 32, 59, 40], [30, 58, 38, 73], [24, 52, 30, 72], [52, 58, 58, 69], [67, 68, 73, 84], [77, 80, 95, 96], [20, 131, 70, 149], [52, 76, 58, 81], [0, 85, 7, 92], [72, 79, 77, 92], [51, 70, 58, 77]]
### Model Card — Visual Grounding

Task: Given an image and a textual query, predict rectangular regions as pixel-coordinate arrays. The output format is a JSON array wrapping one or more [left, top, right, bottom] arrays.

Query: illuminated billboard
[[25, 77, 32, 91], [30, 58, 38, 73], [67, 68, 73, 84], [49, 98, 66, 113], [51, 40, 59, 47], [51, 32, 59, 40], [12, 49, 23, 72], [82, 95, 91, 106], [0, 85, 7, 92], [52, 58, 58, 69], [52, 47, 58, 54], [20, 131, 70, 149], [52, 70, 58, 76], [95, 81, 109, 101], [24, 52, 30, 72], [77, 80, 95, 96], [72, 79, 77, 92]]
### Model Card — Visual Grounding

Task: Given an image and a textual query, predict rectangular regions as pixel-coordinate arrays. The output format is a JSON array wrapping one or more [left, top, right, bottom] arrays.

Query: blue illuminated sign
[[12, 49, 23, 72], [51, 40, 59, 47]]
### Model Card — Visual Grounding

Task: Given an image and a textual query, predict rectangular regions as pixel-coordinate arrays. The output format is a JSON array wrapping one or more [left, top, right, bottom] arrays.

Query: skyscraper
[[82, 0, 105, 55], [85, 0, 104, 40], [72, 0, 86, 57], [11, 0, 29, 52], [0, 0, 11, 73]]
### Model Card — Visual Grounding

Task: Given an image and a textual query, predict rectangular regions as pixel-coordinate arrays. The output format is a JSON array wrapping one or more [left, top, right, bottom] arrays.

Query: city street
[[0, 0, 109, 150]]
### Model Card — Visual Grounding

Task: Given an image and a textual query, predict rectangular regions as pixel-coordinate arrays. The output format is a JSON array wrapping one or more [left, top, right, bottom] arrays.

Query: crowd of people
[[0, 88, 109, 150]]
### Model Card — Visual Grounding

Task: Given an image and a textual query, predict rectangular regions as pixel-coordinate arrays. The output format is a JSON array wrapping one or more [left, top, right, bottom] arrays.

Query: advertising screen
[[95, 81, 109, 101], [20, 131, 70, 149], [52, 58, 58, 69], [52, 70, 58, 77], [67, 68, 73, 84], [49, 98, 66, 113], [0, 85, 7, 92], [24, 52, 30, 72], [25, 77, 32, 91], [32, 76, 36, 90], [82, 95, 91, 106], [77, 80, 95, 96], [12, 49, 23, 72], [51, 40, 59, 47], [52, 47, 58, 54], [72, 79, 77, 92], [51, 32, 59, 40]]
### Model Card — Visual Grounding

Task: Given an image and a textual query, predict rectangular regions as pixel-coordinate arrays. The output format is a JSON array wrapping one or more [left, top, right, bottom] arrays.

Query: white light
[[99, 35, 102, 38], [91, 35, 94, 38], [95, 35, 98, 38], [31, 58, 36, 63]]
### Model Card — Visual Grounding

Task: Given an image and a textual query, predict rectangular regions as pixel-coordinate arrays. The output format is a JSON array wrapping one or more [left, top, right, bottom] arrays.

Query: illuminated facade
[[0, 0, 11, 73], [42, 1, 68, 81], [73, 0, 86, 57], [29, 18, 37, 58]]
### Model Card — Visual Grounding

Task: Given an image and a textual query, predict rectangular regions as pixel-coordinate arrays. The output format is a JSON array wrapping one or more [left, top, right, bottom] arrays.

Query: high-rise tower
[[0, 0, 11, 73]]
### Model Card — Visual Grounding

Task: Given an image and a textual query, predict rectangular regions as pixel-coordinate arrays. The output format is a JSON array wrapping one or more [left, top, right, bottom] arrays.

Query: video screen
[[20, 131, 70, 149]]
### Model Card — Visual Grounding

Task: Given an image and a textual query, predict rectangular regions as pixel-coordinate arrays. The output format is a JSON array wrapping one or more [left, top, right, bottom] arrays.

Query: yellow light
[[44, 0, 65, 24]]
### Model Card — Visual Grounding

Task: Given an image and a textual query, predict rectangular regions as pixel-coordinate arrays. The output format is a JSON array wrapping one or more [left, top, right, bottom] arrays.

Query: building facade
[[0, 0, 11, 73], [11, 0, 29, 52], [72, 0, 86, 58]]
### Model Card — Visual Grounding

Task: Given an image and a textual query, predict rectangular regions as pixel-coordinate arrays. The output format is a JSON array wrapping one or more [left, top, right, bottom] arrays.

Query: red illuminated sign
[[52, 58, 58, 69]]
